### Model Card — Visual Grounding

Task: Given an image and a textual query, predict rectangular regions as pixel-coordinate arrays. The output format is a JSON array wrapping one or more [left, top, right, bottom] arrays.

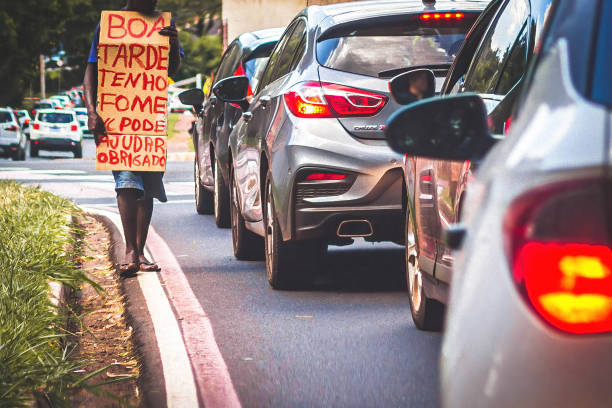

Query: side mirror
[[213, 76, 249, 103], [385, 94, 496, 161], [389, 69, 436, 105], [179, 88, 205, 112]]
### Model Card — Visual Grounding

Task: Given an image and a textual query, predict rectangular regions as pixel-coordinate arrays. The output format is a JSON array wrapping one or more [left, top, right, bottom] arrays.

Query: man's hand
[[159, 25, 179, 46], [88, 111, 106, 146]]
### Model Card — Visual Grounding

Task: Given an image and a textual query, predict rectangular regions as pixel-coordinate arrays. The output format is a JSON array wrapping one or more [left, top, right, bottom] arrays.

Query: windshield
[[35, 103, 52, 109], [38, 112, 73, 124], [0, 112, 13, 123], [317, 20, 477, 78]]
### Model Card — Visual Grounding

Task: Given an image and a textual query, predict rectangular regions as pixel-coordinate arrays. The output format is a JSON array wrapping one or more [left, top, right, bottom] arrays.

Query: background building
[[222, 0, 359, 47]]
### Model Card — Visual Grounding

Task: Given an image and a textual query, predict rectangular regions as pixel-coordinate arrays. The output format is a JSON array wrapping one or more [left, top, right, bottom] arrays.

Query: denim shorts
[[112, 171, 167, 202]]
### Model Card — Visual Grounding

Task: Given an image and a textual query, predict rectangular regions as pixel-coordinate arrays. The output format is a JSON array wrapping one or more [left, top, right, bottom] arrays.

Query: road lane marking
[[84, 207, 200, 408], [147, 226, 242, 408]]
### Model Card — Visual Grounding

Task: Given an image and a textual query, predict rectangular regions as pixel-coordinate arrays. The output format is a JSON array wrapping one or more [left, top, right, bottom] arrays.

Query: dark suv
[[390, 0, 554, 330], [190, 28, 284, 225]]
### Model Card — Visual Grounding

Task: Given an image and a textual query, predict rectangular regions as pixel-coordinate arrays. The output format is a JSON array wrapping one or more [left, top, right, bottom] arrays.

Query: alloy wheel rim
[[406, 216, 423, 312]]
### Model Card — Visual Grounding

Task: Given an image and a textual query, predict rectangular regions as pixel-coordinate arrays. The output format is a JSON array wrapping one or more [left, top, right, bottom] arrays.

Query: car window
[[244, 57, 269, 93], [0, 112, 13, 123], [38, 113, 73, 124], [256, 24, 296, 93], [463, 0, 529, 94], [592, 0, 612, 106], [317, 17, 479, 78], [271, 20, 306, 82], [495, 23, 529, 94], [216, 43, 241, 83], [35, 103, 52, 109]]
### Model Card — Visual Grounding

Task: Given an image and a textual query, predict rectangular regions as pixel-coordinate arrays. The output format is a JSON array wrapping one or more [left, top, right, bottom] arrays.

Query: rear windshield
[[244, 57, 269, 93], [317, 19, 477, 78], [35, 103, 52, 109], [15, 111, 26, 118], [0, 112, 13, 123], [38, 112, 73, 124], [592, 0, 611, 106]]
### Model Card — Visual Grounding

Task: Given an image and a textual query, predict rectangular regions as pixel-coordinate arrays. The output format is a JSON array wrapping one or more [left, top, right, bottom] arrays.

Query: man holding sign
[[83, 0, 182, 274]]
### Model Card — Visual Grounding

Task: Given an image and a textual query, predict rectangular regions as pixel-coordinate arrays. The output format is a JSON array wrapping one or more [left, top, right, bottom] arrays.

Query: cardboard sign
[[96, 134, 167, 171], [96, 11, 170, 171]]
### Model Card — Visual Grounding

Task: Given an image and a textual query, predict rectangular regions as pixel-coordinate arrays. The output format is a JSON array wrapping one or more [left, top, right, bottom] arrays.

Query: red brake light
[[505, 181, 612, 334], [71, 125, 78, 132], [420, 12, 464, 20], [304, 173, 347, 181], [33, 123, 40, 130], [284, 82, 386, 119], [6, 125, 18, 131]]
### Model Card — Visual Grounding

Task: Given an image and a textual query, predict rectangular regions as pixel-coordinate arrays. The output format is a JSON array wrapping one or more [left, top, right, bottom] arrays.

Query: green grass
[[0, 181, 98, 407], [167, 113, 179, 140]]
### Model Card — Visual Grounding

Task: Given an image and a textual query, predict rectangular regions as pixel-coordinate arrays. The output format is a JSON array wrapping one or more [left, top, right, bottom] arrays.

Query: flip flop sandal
[[119, 262, 139, 276], [140, 261, 161, 272]]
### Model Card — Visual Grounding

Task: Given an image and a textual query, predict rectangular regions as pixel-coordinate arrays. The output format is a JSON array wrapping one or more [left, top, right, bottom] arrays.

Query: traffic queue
[[179, 0, 612, 406]]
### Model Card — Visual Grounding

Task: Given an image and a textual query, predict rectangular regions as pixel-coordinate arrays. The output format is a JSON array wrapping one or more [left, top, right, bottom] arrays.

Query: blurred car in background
[[30, 109, 83, 158], [387, 0, 612, 405], [50, 95, 73, 109], [388, 0, 554, 330], [73, 107, 92, 138], [182, 27, 284, 227], [0, 108, 27, 161], [14, 109, 32, 139], [207, 0, 487, 287], [32, 101, 54, 117]]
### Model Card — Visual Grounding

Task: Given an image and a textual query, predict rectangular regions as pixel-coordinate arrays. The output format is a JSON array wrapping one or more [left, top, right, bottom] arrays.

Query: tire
[[73, 142, 83, 159], [194, 157, 213, 214], [406, 210, 445, 331], [230, 166, 263, 260], [12, 146, 24, 161], [30, 144, 38, 158], [264, 170, 321, 289], [213, 159, 231, 228]]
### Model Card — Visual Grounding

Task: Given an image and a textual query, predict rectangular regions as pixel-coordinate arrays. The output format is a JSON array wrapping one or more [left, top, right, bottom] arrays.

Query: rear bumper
[[269, 116, 405, 243], [31, 138, 78, 151], [0, 142, 20, 156]]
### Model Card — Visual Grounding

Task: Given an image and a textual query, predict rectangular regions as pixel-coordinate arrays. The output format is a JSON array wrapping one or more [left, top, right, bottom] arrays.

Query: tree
[[0, 0, 83, 105], [177, 31, 222, 81]]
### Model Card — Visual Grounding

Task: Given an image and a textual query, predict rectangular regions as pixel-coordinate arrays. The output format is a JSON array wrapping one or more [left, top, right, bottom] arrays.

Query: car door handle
[[242, 112, 253, 122], [260, 95, 271, 107]]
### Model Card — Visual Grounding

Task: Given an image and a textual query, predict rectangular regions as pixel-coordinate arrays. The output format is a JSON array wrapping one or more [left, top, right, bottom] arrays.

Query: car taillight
[[25, 119, 30, 125], [33, 123, 40, 130], [420, 12, 464, 20], [504, 180, 612, 334], [304, 172, 347, 181], [71, 125, 78, 132], [284, 82, 387, 119]]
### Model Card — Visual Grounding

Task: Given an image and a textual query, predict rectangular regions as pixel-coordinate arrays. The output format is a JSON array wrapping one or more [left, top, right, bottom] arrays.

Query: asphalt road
[[0, 139, 442, 407]]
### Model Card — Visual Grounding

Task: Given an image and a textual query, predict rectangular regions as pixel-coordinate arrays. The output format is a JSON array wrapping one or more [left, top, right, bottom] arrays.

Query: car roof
[[310, 0, 490, 39], [36, 109, 75, 115]]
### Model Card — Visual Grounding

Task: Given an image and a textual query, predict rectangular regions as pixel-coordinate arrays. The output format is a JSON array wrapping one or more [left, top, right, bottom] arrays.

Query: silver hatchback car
[[213, 0, 487, 288], [386, 0, 612, 406]]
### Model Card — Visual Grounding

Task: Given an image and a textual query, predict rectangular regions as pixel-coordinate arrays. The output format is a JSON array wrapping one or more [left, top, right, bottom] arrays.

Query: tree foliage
[[1, 0, 222, 107]]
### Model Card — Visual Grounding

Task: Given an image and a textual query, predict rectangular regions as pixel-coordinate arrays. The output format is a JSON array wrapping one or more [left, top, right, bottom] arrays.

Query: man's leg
[[116, 188, 141, 266], [136, 197, 154, 264]]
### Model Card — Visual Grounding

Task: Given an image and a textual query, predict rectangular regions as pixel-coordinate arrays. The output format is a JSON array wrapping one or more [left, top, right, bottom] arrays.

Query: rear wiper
[[378, 63, 452, 79]]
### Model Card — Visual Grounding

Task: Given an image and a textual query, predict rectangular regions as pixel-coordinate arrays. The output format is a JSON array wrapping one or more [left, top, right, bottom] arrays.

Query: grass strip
[[0, 180, 97, 407]]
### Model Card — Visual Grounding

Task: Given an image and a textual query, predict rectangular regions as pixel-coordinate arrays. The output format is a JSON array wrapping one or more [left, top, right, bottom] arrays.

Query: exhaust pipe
[[337, 219, 373, 238]]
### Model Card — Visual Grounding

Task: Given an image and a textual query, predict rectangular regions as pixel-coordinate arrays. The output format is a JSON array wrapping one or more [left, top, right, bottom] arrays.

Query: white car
[[0, 108, 27, 161], [50, 95, 73, 109], [14, 109, 32, 138], [30, 109, 83, 158], [73, 107, 93, 138]]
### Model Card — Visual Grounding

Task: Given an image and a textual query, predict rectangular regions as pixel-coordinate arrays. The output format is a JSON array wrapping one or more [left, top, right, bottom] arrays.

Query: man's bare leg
[[117, 189, 141, 269], [136, 197, 155, 266]]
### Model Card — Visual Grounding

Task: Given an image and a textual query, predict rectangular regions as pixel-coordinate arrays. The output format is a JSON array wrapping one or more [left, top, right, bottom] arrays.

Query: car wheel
[[73, 142, 83, 159], [12, 146, 24, 161], [194, 157, 213, 214], [19, 146, 26, 161], [264, 171, 320, 289], [30, 144, 38, 158], [406, 211, 444, 331], [213, 159, 231, 228], [230, 167, 263, 260]]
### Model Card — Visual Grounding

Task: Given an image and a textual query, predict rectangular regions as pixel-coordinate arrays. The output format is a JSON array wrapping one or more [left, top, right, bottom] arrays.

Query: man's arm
[[83, 63, 105, 145], [159, 26, 181, 77]]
